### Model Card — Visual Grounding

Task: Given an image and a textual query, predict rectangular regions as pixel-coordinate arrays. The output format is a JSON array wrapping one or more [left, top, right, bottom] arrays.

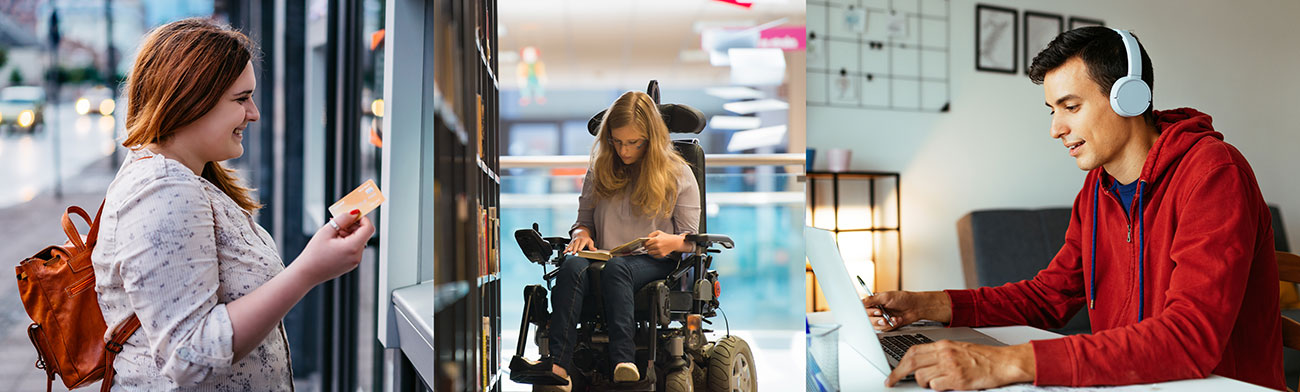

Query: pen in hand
[[857, 275, 896, 329]]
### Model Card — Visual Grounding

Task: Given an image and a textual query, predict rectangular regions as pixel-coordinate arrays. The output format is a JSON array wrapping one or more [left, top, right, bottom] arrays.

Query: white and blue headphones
[[1109, 28, 1152, 117]]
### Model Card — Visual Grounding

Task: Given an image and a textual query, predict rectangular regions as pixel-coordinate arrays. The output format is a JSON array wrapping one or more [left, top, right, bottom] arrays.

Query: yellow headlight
[[371, 99, 384, 117], [18, 110, 34, 127], [76, 98, 91, 115], [99, 99, 116, 116]]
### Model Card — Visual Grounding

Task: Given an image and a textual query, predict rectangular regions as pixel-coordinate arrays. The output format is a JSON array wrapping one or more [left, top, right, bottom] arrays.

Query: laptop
[[805, 226, 1005, 376]]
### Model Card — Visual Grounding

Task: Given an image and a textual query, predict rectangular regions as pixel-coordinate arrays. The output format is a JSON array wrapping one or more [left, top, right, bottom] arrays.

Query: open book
[[576, 237, 650, 261]]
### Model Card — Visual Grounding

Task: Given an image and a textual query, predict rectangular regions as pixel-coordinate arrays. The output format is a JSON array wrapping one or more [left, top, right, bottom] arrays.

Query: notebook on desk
[[805, 226, 1005, 376]]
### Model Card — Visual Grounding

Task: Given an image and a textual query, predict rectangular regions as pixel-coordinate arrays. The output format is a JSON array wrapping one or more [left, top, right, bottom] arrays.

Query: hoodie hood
[[1137, 107, 1222, 184]]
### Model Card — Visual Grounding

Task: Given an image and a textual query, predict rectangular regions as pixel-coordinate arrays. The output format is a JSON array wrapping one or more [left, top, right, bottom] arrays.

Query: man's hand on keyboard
[[885, 340, 1036, 391]]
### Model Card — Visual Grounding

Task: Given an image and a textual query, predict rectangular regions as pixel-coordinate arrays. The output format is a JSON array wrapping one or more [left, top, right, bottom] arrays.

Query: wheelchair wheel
[[664, 365, 694, 392], [692, 358, 708, 391], [706, 336, 756, 392]]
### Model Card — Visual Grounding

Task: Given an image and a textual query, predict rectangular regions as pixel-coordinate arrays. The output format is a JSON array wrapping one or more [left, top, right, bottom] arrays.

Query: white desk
[[807, 313, 1273, 391]]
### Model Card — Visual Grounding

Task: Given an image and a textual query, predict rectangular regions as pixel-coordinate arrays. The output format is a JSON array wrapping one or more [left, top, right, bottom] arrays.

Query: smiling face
[[166, 61, 259, 167], [610, 125, 648, 165], [1043, 57, 1137, 172]]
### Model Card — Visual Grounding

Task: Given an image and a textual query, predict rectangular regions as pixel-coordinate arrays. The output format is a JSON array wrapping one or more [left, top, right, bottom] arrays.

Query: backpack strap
[[61, 200, 107, 272], [87, 199, 106, 248], [27, 324, 55, 392], [61, 206, 93, 253], [101, 314, 140, 392]]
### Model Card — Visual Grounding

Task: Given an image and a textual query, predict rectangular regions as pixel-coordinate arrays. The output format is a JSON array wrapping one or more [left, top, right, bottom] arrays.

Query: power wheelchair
[[508, 81, 756, 392]]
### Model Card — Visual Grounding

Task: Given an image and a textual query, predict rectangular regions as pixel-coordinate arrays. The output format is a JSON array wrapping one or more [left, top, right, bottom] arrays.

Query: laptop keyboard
[[880, 333, 934, 361]]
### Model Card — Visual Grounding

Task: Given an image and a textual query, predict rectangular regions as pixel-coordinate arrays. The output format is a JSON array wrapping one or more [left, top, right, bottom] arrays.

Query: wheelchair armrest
[[668, 258, 694, 282], [684, 233, 734, 249]]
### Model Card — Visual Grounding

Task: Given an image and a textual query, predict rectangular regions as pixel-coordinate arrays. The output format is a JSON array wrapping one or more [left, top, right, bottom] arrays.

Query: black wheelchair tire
[[692, 358, 709, 391], [706, 336, 757, 392], [664, 365, 694, 392]]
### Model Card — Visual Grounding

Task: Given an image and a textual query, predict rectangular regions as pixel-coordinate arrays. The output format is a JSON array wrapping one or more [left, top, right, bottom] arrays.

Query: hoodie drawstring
[[1137, 181, 1146, 320], [1090, 181, 1099, 310], [1089, 178, 1148, 320]]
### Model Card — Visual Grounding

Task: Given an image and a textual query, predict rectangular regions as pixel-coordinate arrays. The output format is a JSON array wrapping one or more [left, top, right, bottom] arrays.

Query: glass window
[[504, 122, 558, 195], [561, 120, 594, 156]]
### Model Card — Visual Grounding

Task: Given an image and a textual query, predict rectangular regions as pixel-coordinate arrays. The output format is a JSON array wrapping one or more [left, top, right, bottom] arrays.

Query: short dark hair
[[1028, 26, 1155, 122]]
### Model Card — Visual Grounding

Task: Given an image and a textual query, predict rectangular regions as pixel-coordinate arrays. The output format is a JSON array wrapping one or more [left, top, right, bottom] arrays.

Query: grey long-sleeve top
[[570, 162, 700, 250], [91, 148, 292, 391]]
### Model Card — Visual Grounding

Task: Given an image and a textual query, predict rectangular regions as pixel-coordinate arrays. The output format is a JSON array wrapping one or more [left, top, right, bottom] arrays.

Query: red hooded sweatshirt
[[945, 108, 1283, 390]]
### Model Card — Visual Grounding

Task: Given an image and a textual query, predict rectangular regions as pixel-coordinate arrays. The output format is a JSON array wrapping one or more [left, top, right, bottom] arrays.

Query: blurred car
[[78, 85, 115, 116], [0, 86, 46, 134]]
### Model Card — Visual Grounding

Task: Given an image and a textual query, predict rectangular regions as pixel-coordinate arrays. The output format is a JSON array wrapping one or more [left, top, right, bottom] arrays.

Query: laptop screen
[[805, 226, 893, 375]]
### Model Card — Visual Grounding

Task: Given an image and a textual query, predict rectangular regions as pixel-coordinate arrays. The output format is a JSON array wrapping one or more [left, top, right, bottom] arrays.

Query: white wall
[[808, 0, 1300, 291]]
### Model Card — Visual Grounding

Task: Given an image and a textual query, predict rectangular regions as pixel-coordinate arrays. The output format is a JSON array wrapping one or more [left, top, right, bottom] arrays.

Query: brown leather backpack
[[16, 201, 139, 392]]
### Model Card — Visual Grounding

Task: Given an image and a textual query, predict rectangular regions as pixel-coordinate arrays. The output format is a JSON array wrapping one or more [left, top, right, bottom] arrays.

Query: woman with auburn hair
[[91, 18, 372, 390], [535, 91, 701, 391]]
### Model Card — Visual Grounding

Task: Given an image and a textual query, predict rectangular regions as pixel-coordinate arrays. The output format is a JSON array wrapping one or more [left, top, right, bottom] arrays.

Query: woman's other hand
[[566, 227, 597, 254], [292, 210, 375, 284], [645, 230, 687, 258]]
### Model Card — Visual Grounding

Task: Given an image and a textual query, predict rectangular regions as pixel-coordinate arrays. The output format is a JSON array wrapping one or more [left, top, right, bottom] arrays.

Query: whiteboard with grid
[[807, 0, 951, 112]]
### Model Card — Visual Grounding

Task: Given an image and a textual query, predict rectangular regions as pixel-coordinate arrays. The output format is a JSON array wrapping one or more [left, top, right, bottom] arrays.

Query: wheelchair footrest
[[508, 356, 569, 386]]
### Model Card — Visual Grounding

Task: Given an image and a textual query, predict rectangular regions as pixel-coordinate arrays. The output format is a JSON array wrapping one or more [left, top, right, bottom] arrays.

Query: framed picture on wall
[[1069, 17, 1105, 30], [976, 4, 1017, 74], [1024, 11, 1063, 73]]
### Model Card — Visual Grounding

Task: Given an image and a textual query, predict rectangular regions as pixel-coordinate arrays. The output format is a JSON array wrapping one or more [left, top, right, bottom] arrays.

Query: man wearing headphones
[[861, 26, 1284, 390]]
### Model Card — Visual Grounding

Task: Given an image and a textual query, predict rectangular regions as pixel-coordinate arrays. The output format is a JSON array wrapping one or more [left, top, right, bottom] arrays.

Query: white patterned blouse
[[91, 148, 293, 391]]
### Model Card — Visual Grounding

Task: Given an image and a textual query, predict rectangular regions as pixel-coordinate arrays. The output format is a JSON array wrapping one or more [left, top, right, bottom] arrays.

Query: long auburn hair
[[590, 91, 689, 218], [121, 18, 261, 211]]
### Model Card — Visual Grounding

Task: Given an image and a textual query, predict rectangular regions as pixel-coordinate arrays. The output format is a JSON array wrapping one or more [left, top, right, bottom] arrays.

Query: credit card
[[329, 179, 386, 218]]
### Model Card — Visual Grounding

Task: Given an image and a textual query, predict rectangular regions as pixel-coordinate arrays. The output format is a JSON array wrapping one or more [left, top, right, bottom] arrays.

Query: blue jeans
[[547, 254, 678, 371]]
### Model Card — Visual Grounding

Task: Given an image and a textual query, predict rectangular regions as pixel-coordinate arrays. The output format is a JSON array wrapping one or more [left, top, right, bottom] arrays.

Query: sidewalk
[[0, 156, 117, 391]]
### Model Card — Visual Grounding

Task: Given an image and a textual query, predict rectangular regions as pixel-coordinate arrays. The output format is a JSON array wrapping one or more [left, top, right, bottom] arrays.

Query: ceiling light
[[728, 48, 786, 86], [705, 86, 765, 100], [722, 99, 788, 114], [693, 20, 757, 34], [702, 28, 759, 66], [709, 115, 762, 130], [726, 125, 787, 151]]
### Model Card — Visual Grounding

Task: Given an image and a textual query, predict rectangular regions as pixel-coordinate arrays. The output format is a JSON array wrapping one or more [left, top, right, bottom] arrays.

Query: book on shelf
[[487, 206, 498, 274], [576, 237, 650, 261], [476, 94, 484, 156], [478, 206, 487, 277], [481, 316, 491, 390]]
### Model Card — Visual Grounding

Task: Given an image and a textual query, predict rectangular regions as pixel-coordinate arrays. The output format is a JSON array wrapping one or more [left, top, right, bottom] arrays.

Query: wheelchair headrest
[[586, 80, 707, 136]]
